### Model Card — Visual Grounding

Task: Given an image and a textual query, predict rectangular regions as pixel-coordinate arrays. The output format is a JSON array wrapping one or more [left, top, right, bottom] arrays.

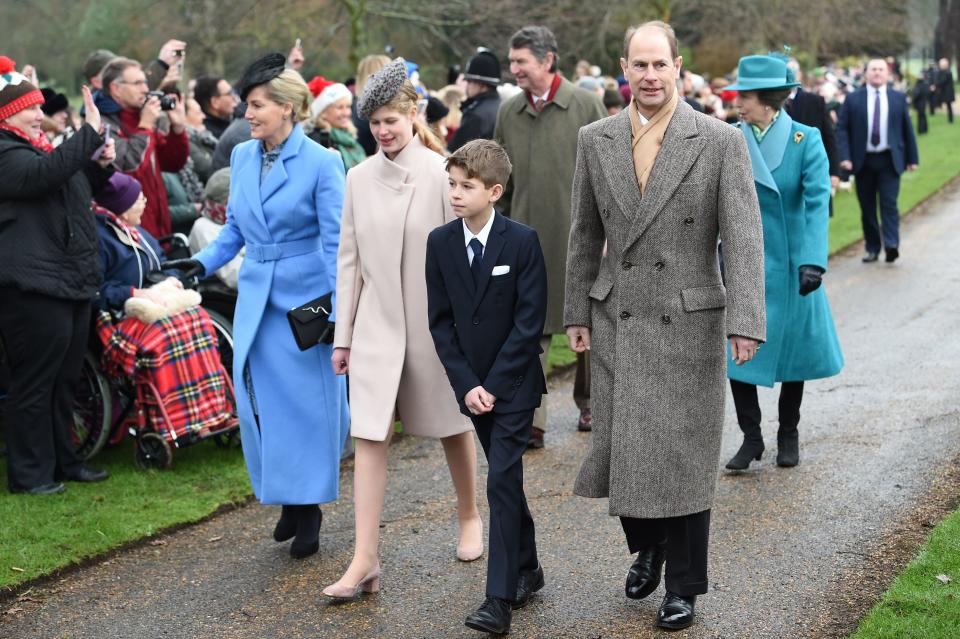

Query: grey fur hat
[[356, 57, 408, 119]]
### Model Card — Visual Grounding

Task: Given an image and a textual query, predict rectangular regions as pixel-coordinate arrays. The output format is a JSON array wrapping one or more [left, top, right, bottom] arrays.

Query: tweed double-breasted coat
[[564, 102, 767, 519], [334, 136, 471, 441]]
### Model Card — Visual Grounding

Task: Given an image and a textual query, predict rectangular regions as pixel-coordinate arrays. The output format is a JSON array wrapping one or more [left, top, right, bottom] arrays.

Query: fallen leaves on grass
[[9, 567, 24, 573], [935, 574, 952, 584]]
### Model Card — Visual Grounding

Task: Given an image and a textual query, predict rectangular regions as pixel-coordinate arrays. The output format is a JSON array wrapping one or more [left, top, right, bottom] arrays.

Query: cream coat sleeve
[[333, 171, 363, 348]]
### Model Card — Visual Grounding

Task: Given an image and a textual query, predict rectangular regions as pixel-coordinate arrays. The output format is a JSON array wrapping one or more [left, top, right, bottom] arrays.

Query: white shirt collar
[[463, 210, 496, 248]]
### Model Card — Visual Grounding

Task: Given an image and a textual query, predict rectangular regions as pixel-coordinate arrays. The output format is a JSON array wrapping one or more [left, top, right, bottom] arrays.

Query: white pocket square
[[491, 265, 510, 276]]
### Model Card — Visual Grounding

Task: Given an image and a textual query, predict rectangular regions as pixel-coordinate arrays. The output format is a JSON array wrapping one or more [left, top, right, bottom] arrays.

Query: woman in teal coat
[[725, 56, 843, 470]]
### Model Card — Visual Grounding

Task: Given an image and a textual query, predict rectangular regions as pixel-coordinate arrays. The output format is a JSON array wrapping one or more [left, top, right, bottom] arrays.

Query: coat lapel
[[260, 124, 304, 205], [240, 145, 268, 232], [625, 101, 704, 247], [742, 122, 779, 195], [472, 213, 507, 311], [759, 110, 791, 173], [447, 221, 475, 296], [596, 110, 642, 222]]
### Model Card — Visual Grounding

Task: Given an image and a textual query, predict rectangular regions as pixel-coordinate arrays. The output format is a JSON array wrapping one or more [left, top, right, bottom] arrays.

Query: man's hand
[[566, 325, 591, 353], [907, 164, 918, 172], [157, 40, 187, 67], [139, 95, 162, 130], [21, 64, 39, 86], [730, 335, 759, 366], [97, 138, 116, 167], [160, 65, 182, 91], [287, 43, 305, 71], [830, 175, 840, 190], [331, 347, 350, 375], [166, 94, 186, 133], [464, 386, 495, 415], [839, 160, 853, 172], [81, 85, 102, 134]]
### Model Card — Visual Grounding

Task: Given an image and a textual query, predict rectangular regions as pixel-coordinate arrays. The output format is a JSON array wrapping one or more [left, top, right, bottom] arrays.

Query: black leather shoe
[[290, 505, 322, 558], [274, 505, 298, 542], [513, 563, 545, 609], [777, 430, 800, 467], [725, 439, 764, 471], [62, 467, 109, 483], [885, 247, 899, 263], [465, 597, 511, 635], [625, 545, 665, 600], [526, 426, 544, 450], [656, 592, 696, 630], [11, 482, 65, 495], [862, 251, 879, 263]]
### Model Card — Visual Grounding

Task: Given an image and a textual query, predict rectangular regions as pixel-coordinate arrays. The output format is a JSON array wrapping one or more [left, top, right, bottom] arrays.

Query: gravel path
[[4, 181, 960, 639]]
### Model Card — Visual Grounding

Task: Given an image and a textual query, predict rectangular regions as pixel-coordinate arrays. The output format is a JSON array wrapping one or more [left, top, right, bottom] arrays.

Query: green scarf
[[750, 109, 780, 143], [329, 127, 366, 171]]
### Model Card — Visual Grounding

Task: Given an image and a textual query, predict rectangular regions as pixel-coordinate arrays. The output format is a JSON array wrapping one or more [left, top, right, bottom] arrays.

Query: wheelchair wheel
[[134, 432, 172, 470], [72, 352, 112, 460], [204, 309, 234, 379]]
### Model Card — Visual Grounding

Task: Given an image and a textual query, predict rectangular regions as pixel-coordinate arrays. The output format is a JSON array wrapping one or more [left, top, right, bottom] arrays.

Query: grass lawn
[[850, 507, 960, 638], [2, 110, 958, 596], [0, 440, 249, 590]]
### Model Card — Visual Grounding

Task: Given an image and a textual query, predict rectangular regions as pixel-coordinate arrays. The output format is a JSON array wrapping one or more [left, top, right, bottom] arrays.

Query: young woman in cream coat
[[324, 60, 482, 598]]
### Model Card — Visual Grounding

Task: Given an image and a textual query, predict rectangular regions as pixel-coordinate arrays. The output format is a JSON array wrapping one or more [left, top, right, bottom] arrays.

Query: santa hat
[[0, 56, 45, 121], [309, 75, 352, 119]]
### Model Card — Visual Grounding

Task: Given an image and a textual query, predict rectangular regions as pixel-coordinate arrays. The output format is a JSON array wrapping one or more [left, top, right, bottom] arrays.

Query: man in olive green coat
[[495, 25, 606, 447]]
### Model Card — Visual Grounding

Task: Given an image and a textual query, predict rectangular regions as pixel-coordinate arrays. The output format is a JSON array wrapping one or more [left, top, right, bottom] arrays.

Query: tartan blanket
[[96, 307, 234, 440]]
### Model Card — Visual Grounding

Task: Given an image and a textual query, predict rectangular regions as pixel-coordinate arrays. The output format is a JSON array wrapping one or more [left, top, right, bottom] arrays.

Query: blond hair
[[381, 80, 445, 155], [265, 69, 312, 122], [356, 55, 391, 97]]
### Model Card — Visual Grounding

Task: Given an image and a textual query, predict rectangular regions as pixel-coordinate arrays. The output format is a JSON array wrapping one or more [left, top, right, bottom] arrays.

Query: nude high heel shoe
[[456, 516, 484, 562], [322, 565, 381, 601]]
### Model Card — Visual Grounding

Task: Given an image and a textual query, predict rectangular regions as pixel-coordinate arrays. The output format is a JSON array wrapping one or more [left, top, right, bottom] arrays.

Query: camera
[[147, 91, 177, 111]]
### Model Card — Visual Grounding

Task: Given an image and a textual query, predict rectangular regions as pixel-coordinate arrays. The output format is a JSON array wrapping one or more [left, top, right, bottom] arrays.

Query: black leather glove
[[160, 259, 205, 280], [798, 265, 824, 296], [319, 322, 336, 345]]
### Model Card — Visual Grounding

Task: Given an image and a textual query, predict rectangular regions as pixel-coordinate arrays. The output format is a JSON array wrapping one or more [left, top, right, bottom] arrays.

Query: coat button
[[661, 315, 672, 324], [620, 311, 632, 320], [654, 261, 665, 271], [622, 260, 633, 270], [472, 317, 480, 325], [684, 217, 695, 225]]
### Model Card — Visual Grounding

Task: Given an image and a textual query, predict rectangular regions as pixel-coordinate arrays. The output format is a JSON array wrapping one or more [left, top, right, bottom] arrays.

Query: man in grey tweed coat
[[563, 22, 766, 631]]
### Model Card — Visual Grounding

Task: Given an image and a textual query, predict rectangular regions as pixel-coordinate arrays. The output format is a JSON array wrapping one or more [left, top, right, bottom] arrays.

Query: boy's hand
[[465, 386, 495, 415]]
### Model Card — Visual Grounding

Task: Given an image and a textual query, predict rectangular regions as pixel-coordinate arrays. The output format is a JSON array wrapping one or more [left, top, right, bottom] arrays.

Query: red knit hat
[[0, 56, 44, 121]]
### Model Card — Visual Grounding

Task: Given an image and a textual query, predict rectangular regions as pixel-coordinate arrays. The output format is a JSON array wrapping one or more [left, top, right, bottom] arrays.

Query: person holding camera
[[95, 57, 189, 238]]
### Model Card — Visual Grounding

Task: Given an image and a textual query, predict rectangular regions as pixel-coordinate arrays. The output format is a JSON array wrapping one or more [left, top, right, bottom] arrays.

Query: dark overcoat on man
[[448, 89, 500, 153], [563, 101, 766, 518]]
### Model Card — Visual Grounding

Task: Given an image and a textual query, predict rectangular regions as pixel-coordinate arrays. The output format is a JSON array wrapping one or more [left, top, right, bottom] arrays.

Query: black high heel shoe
[[725, 439, 764, 470]]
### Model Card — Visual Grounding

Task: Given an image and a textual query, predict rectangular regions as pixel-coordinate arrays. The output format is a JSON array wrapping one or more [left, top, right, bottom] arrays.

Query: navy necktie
[[469, 238, 484, 285], [871, 89, 881, 147]]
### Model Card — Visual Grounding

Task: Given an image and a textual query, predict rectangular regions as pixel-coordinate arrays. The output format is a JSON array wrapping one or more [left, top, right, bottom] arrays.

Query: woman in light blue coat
[[724, 56, 843, 471], [165, 55, 349, 558]]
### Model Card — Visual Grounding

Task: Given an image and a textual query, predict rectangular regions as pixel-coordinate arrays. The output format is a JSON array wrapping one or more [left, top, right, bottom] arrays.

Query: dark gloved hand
[[798, 265, 824, 296], [319, 322, 336, 345], [160, 258, 205, 280]]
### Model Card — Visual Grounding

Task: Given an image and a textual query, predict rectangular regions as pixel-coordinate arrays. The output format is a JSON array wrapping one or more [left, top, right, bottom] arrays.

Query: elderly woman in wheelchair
[[92, 173, 237, 468]]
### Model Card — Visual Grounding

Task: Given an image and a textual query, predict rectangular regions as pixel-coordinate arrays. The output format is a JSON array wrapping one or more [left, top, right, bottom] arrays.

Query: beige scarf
[[628, 89, 679, 195]]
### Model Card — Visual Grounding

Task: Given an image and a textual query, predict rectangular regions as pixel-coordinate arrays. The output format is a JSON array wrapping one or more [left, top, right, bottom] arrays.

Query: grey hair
[[509, 26, 559, 73], [101, 57, 141, 98]]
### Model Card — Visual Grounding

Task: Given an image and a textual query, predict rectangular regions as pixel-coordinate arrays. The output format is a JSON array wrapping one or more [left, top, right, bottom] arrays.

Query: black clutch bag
[[287, 292, 334, 351]]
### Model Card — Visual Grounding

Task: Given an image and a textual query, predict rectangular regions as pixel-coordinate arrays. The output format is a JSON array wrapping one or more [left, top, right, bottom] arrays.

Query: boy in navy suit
[[425, 139, 548, 635]]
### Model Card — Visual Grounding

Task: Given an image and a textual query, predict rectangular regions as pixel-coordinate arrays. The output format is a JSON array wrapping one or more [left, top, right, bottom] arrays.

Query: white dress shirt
[[865, 85, 890, 153], [463, 210, 496, 265]]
